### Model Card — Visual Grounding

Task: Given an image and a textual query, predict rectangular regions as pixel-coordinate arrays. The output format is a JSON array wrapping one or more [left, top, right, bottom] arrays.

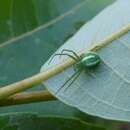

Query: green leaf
[[0, 0, 114, 117], [0, 0, 83, 43], [0, 113, 106, 130], [0, 0, 114, 43], [41, 0, 130, 121]]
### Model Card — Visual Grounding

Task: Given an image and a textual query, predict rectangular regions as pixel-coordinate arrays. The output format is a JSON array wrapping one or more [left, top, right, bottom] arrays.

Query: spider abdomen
[[80, 52, 100, 68]]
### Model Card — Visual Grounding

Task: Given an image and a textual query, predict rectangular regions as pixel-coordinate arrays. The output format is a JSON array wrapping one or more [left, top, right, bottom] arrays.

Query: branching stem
[[0, 90, 55, 106], [0, 23, 130, 100]]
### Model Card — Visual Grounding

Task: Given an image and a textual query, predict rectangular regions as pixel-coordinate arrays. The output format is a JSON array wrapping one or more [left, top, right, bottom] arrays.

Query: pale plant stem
[[0, 90, 55, 106], [0, 59, 75, 99], [0, 23, 130, 100]]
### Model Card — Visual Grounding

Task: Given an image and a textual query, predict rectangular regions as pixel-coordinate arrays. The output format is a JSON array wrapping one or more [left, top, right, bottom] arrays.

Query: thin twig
[[0, 90, 55, 106], [0, 58, 75, 99], [0, 23, 130, 99]]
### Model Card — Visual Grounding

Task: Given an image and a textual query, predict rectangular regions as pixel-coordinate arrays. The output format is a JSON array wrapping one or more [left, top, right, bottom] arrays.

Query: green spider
[[50, 49, 101, 94]]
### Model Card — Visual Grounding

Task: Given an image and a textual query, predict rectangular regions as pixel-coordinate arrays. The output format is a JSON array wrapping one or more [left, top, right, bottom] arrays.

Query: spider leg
[[61, 49, 80, 59], [55, 69, 82, 94], [64, 69, 82, 92], [48, 53, 78, 64]]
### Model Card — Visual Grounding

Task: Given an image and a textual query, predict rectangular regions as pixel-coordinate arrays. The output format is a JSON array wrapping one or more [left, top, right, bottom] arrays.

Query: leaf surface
[[42, 0, 130, 121]]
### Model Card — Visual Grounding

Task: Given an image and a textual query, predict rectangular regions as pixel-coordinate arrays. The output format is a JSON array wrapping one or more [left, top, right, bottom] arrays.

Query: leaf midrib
[[0, 0, 88, 48]]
